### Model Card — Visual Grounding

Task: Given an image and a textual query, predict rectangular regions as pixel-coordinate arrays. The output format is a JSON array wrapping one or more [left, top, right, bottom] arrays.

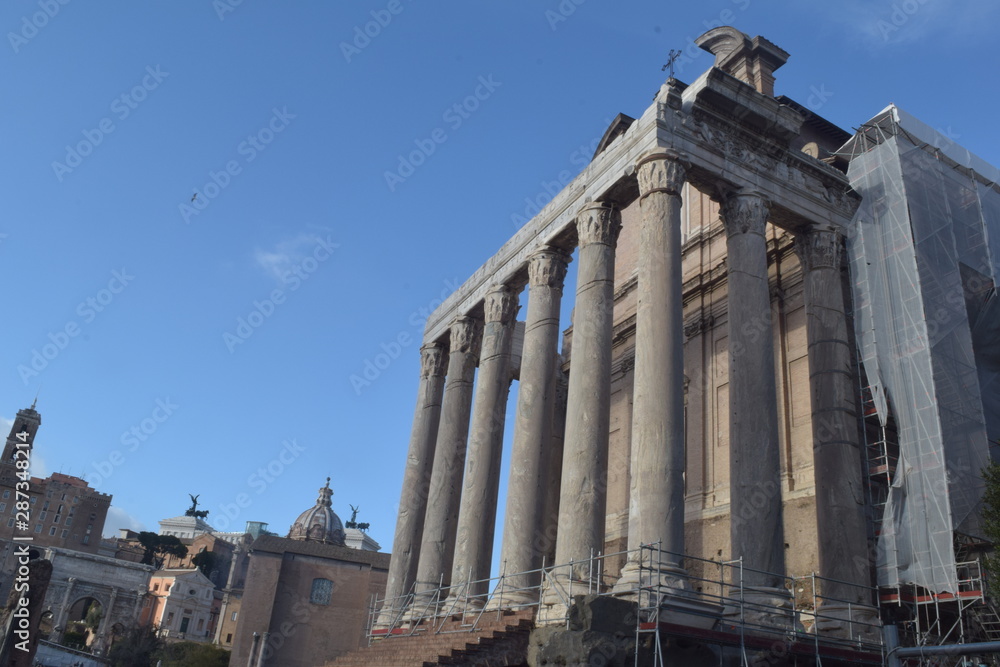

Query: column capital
[[484, 285, 519, 324], [419, 343, 447, 378], [794, 226, 843, 272], [528, 247, 571, 289], [720, 189, 769, 238], [636, 151, 688, 197], [449, 317, 482, 357], [575, 201, 621, 247]]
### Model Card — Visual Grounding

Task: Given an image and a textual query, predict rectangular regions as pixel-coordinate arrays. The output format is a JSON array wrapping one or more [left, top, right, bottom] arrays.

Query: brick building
[[229, 480, 390, 667], [0, 403, 110, 601]]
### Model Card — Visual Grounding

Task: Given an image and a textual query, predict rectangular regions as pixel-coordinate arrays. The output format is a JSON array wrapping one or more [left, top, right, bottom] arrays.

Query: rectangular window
[[29, 497, 36, 504], [53, 515, 60, 524], [6, 518, 13, 527], [226, 633, 232, 644], [61, 494, 66, 501], [66, 518, 72, 526], [310, 578, 333, 605], [49, 526, 56, 536], [231, 611, 237, 621], [61, 529, 68, 538], [38, 511, 46, 520], [2, 490, 9, 499], [0, 503, 6, 513], [82, 535, 89, 544], [33, 524, 42, 533]]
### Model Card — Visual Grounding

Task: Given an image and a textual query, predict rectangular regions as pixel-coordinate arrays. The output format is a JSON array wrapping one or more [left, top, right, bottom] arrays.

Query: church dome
[[288, 478, 345, 546]]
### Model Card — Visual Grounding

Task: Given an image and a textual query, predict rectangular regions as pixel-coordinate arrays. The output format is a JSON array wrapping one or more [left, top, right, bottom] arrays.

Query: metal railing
[[365, 543, 886, 664]]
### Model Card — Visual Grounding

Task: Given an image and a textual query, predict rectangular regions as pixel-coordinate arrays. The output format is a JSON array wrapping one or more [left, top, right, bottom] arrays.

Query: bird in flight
[[191, 193, 198, 202]]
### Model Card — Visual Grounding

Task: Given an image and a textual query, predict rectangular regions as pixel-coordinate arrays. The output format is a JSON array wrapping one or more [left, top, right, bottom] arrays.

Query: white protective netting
[[842, 106, 998, 593]]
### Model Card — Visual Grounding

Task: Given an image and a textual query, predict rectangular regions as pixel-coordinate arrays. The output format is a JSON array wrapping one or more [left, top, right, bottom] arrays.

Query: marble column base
[[812, 602, 882, 643], [722, 586, 799, 633], [483, 578, 542, 611], [611, 557, 689, 601], [439, 582, 489, 614], [400, 587, 444, 624]]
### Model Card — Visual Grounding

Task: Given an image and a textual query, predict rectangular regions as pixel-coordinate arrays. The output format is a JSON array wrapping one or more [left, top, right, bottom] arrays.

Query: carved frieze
[[620, 355, 635, 374], [575, 202, 622, 247], [528, 248, 571, 289], [684, 314, 716, 339], [683, 113, 778, 173]]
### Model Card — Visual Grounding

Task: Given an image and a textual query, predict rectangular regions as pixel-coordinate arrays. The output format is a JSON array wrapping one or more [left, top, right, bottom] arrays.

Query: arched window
[[309, 578, 333, 605]]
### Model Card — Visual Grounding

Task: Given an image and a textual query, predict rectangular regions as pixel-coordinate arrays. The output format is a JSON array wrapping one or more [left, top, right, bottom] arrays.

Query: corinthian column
[[409, 318, 481, 612], [449, 285, 519, 606], [614, 152, 689, 596], [540, 201, 620, 621], [494, 248, 570, 605], [720, 190, 787, 600], [376, 343, 447, 627], [796, 226, 879, 636]]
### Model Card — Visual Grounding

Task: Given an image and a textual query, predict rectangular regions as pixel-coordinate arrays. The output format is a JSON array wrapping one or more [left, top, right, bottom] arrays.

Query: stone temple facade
[[373, 25, 998, 658]]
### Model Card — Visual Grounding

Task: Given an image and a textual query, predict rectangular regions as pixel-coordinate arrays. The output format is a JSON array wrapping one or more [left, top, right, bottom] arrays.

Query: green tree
[[154, 641, 231, 667], [61, 630, 87, 651], [982, 460, 1000, 598], [107, 625, 164, 667], [84, 603, 103, 633], [191, 550, 218, 579], [137, 531, 189, 568]]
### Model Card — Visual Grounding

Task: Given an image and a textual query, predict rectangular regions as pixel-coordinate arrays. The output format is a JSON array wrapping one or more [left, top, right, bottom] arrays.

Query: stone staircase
[[323, 608, 535, 667]]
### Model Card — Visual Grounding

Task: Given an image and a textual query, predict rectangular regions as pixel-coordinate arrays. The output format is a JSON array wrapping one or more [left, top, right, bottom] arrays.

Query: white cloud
[[253, 229, 336, 283], [104, 506, 147, 538], [30, 453, 47, 478], [800, 0, 1000, 49]]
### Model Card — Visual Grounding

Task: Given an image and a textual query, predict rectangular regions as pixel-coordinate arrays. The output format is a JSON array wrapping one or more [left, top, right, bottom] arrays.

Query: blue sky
[[2, 1, 998, 569]]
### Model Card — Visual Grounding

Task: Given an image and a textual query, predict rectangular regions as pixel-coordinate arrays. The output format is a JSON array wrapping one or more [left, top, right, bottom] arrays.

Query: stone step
[[324, 609, 534, 667]]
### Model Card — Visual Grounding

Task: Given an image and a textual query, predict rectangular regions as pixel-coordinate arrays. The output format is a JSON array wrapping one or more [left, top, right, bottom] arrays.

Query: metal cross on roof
[[661, 49, 682, 79]]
